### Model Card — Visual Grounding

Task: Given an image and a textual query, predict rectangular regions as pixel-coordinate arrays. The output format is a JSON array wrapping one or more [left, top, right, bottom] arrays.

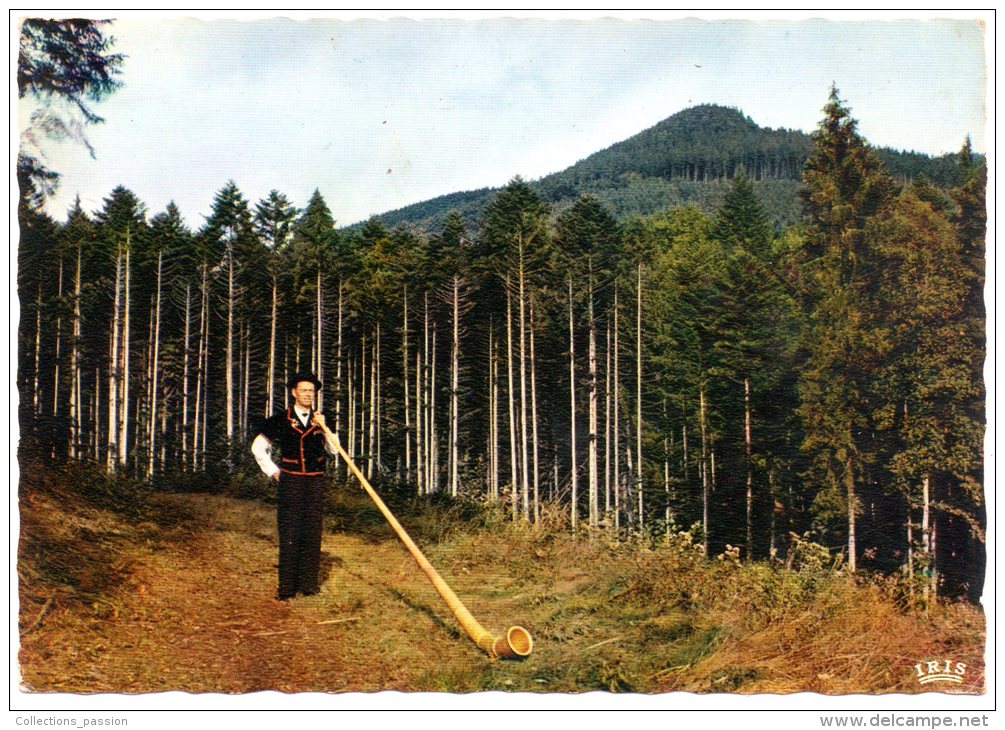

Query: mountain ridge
[[357, 104, 968, 234]]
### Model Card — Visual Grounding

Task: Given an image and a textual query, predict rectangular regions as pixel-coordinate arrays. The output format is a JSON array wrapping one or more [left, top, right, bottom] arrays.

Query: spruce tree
[[643, 206, 719, 550], [709, 174, 799, 559], [292, 189, 338, 405], [203, 181, 257, 452], [17, 19, 123, 207], [869, 189, 982, 597], [555, 195, 620, 527], [798, 87, 894, 572], [479, 178, 551, 519], [712, 172, 773, 257], [254, 191, 298, 417], [95, 187, 148, 473]]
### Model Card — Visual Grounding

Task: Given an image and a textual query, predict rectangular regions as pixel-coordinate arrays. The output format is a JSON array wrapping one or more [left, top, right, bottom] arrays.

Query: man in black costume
[[251, 372, 334, 600]]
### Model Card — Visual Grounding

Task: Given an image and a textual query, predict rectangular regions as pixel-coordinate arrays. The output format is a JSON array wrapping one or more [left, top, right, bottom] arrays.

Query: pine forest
[[18, 103, 986, 595]]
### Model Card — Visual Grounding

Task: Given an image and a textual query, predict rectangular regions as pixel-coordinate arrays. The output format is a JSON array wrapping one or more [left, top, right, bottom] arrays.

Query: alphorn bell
[[313, 417, 533, 660]]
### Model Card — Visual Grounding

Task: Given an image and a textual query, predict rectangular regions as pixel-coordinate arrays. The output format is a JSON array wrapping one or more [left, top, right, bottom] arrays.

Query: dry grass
[[16, 461, 986, 695], [660, 577, 985, 694]]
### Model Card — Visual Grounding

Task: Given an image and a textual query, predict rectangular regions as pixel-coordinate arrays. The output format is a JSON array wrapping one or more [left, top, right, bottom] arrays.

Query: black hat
[[287, 372, 322, 391]]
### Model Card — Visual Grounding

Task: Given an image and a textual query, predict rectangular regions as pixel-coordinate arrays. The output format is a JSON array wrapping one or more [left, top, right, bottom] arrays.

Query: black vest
[[258, 408, 327, 476]]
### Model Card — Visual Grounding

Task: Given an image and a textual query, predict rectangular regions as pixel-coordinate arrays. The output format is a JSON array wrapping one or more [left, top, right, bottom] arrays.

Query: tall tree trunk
[[160, 392, 168, 469], [769, 468, 778, 560], [711, 448, 717, 492], [518, 240, 530, 521], [403, 286, 411, 482], [625, 438, 634, 525], [424, 293, 432, 492], [147, 250, 163, 479], [415, 346, 423, 494], [70, 244, 82, 460], [450, 277, 460, 496], [588, 277, 599, 527], [505, 281, 518, 519], [664, 399, 671, 539], [359, 334, 367, 468], [182, 282, 191, 470], [530, 297, 540, 523], [237, 320, 244, 440], [489, 322, 498, 500], [568, 276, 578, 534], [847, 450, 857, 573], [551, 446, 559, 502], [138, 306, 153, 472], [53, 257, 64, 425], [199, 268, 209, 467], [243, 321, 250, 437], [347, 346, 356, 463], [226, 236, 235, 451], [907, 508, 914, 599], [368, 327, 377, 480], [33, 283, 42, 419], [316, 267, 324, 412], [636, 263, 643, 530], [745, 376, 753, 561], [604, 319, 612, 516], [119, 241, 131, 470], [192, 274, 203, 471], [613, 287, 621, 530], [931, 493, 938, 600], [923, 473, 932, 602], [700, 385, 709, 556], [193, 264, 208, 471], [486, 324, 493, 496], [682, 399, 689, 484], [336, 281, 344, 445], [143, 308, 154, 472], [93, 368, 100, 461], [267, 275, 277, 417], [107, 245, 121, 473], [430, 325, 439, 491]]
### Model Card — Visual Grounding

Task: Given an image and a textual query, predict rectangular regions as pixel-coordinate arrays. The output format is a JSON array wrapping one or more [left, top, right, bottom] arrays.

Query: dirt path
[[18, 492, 504, 693], [18, 489, 985, 696]]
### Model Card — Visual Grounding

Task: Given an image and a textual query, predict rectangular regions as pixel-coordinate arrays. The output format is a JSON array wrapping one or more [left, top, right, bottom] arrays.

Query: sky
[[17, 11, 991, 230]]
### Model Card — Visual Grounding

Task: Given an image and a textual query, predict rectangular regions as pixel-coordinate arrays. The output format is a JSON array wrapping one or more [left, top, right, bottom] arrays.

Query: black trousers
[[276, 473, 326, 598]]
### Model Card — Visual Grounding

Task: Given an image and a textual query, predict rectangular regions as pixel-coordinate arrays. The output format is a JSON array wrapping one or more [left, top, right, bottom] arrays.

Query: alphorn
[[314, 417, 533, 660]]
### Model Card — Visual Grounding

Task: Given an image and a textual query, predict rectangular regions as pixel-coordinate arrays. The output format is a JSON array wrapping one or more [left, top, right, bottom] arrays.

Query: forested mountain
[[375, 104, 971, 233]]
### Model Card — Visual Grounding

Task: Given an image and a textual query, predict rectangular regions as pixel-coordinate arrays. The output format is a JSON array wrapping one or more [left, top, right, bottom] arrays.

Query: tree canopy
[[18, 18, 124, 209]]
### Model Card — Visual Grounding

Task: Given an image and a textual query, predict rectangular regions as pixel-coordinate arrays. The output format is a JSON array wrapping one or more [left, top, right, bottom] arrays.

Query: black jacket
[[257, 408, 328, 476]]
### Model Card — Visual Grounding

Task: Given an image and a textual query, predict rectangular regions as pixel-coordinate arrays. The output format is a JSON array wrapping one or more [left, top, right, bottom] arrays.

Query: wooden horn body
[[316, 419, 533, 660]]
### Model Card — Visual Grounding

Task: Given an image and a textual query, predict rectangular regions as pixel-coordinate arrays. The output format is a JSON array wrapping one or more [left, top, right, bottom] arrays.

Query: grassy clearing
[[16, 461, 985, 695]]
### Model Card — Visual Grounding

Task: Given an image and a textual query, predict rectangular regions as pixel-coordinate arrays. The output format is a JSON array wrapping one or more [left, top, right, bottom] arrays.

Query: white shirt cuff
[[251, 434, 280, 478]]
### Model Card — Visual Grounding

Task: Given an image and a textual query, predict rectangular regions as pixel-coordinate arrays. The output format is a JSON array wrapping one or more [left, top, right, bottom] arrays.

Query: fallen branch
[[316, 617, 360, 626], [583, 636, 621, 652], [20, 597, 54, 637]]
